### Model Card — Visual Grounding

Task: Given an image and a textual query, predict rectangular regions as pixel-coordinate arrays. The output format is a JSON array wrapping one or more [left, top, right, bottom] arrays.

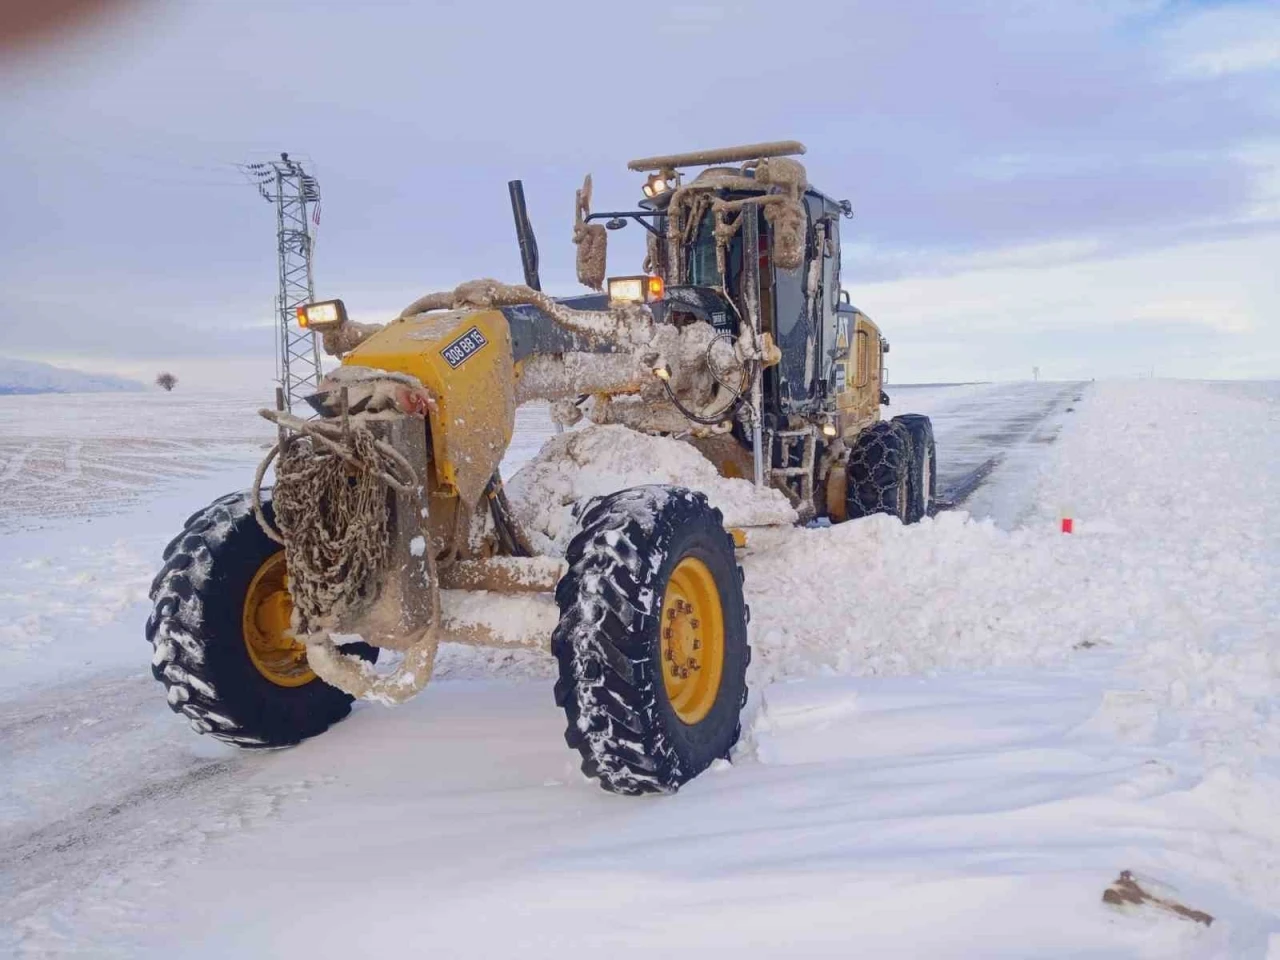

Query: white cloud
[[852, 231, 1280, 380], [1162, 3, 1280, 78], [1232, 141, 1280, 221], [845, 237, 1106, 282], [1130, 297, 1253, 334]]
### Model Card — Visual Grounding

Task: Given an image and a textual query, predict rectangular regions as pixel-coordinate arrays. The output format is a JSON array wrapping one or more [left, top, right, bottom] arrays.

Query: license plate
[[441, 327, 489, 368]]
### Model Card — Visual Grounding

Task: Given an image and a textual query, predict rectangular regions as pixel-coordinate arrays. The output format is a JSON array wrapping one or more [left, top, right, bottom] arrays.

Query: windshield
[[685, 210, 743, 291]]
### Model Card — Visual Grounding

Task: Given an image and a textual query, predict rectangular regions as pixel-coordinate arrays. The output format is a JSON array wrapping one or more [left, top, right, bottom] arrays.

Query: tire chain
[[846, 420, 911, 519]]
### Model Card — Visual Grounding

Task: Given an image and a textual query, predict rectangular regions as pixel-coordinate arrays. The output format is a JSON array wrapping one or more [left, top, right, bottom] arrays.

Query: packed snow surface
[[2, 380, 1279, 957], [0, 392, 271, 533]]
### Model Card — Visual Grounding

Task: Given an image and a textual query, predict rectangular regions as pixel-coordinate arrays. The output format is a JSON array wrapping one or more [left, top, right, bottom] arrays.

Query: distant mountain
[[0, 358, 145, 395]]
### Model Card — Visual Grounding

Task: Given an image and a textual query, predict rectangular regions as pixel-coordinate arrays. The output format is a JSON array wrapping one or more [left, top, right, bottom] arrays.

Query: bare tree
[[155, 372, 178, 392]]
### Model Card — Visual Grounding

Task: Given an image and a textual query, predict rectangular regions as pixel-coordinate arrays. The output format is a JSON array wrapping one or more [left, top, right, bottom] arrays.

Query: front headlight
[[607, 275, 664, 306], [296, 299, 348, 331], [608, 277, 645, 304]]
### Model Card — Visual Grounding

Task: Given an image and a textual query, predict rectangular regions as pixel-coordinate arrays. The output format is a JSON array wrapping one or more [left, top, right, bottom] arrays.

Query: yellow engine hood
[[343, 309, 516, 508]]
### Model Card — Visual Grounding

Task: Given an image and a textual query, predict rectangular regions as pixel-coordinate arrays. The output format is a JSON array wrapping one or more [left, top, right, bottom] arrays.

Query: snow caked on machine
[[147, 141, 936, 795]]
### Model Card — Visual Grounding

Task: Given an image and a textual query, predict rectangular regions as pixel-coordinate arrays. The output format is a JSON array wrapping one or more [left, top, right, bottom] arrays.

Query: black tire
[[893, 413, 936, 523], [552, 486, 750, 796], [145, 490, 377, 748], [846, 420, 911, 522]]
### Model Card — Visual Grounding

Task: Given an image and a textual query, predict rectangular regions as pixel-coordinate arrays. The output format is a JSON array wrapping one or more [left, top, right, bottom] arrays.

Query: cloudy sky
[[1, 0, 1277, 391]]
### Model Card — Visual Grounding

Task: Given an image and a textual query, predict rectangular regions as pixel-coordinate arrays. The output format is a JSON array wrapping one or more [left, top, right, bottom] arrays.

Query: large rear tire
[[552, 486, 750, 795], [893, 413, 936, 523], [845, 420, 911, 522], [145, 491, 376, 747]]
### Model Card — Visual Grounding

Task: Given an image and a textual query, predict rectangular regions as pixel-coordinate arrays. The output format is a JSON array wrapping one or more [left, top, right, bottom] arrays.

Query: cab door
[[770, 205, 810, 412], [817, 215, 841, 398]]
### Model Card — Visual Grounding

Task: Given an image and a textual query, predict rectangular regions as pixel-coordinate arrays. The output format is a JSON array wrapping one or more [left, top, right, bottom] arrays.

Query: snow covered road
[[2, 380, 1277, 957], [888, 380, 1084, 525]]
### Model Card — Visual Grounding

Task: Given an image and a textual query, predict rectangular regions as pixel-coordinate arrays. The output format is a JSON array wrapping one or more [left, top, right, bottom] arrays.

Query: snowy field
[[1, 380, 1278, 957]]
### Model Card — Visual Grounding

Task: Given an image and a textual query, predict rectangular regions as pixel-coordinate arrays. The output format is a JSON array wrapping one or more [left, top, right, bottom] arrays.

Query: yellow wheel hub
[[242, 551, 315, 688], [659, 556, 725, 725]]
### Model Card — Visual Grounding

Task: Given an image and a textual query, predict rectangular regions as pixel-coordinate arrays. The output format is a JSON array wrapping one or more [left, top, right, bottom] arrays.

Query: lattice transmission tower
[[241, 153, 323, 411]]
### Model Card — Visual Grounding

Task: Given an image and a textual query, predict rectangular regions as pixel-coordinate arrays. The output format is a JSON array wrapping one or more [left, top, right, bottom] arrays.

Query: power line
[[238, 152, 323, 412]]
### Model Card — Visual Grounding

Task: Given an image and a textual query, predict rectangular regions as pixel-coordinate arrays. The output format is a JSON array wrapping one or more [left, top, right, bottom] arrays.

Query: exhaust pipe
[[507, 180, 542, 291]]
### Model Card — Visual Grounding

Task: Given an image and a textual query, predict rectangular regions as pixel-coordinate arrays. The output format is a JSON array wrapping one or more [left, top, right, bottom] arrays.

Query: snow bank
[[744, 511, 1091, 683], [747, 381, 1280, 768], [506, 424, 796, 555], [739, 379, 1280, 921], [1034, 382, 1280, 766]]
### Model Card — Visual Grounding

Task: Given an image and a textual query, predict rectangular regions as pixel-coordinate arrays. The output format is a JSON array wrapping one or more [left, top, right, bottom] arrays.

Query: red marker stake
[[1061, 517, 1074, 534]]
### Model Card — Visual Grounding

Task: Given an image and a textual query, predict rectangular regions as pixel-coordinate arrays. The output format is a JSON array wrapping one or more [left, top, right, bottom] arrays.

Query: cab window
[[820, 218, 840, 390]]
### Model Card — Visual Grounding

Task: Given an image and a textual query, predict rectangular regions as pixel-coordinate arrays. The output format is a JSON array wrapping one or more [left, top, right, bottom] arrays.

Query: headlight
[[296, 299, 348, 331], [607, 275, 663, 306]]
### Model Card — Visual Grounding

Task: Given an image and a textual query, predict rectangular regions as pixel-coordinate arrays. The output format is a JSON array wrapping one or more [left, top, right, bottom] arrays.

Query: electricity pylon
[[242, 153, 323, 411]]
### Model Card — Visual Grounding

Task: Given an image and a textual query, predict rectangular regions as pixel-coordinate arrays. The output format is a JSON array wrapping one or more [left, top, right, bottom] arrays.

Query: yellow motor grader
[[147, 141, 935, 795]]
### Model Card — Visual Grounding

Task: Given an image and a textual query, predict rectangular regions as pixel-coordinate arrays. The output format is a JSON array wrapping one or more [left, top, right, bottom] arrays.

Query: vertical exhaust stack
[[508, 180, 542, 291]]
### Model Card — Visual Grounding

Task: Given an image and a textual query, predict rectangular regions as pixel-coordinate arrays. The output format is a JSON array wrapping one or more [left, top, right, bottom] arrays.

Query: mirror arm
[[585, 211, 664, 237]]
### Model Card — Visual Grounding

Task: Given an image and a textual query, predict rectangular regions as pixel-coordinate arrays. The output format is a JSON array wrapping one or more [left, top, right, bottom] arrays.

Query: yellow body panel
[[835, 311, 883, 438], [343, 309, 516, 509]]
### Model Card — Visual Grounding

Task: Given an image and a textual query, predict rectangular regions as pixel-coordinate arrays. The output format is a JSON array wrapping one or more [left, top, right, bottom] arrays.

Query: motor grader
[[147, 141, 935, 795]]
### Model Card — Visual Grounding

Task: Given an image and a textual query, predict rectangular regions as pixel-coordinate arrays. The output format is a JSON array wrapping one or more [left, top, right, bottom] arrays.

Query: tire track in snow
[[62, 439, 82, 485], [935, 455, 1000, 511], [0, 442, 36, 487], [0, 758, 238, 874], [0, 761, 334, 957]]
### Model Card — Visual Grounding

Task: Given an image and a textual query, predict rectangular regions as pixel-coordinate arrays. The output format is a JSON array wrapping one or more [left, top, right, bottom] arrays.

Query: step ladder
[[769, 428, 817, 510]]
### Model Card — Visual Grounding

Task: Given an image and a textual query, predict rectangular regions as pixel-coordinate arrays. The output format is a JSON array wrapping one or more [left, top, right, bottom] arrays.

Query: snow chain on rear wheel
[[845, 420, 912, 522], [552, 485, 750, 795], [145, 490, 376, 747]]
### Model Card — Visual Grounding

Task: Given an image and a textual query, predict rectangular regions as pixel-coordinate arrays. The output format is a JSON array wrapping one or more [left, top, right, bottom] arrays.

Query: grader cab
[[146, 141, 935, 795]]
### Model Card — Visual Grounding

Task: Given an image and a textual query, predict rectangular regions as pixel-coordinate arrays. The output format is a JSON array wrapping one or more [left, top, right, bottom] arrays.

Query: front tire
[[145, 491, 376, 747], [552, 486, 750, 795]]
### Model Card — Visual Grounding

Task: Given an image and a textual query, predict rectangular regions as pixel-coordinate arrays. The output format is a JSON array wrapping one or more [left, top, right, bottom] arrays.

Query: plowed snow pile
[[506, 423, 796, 555], [746, 381, 1279, 769]]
